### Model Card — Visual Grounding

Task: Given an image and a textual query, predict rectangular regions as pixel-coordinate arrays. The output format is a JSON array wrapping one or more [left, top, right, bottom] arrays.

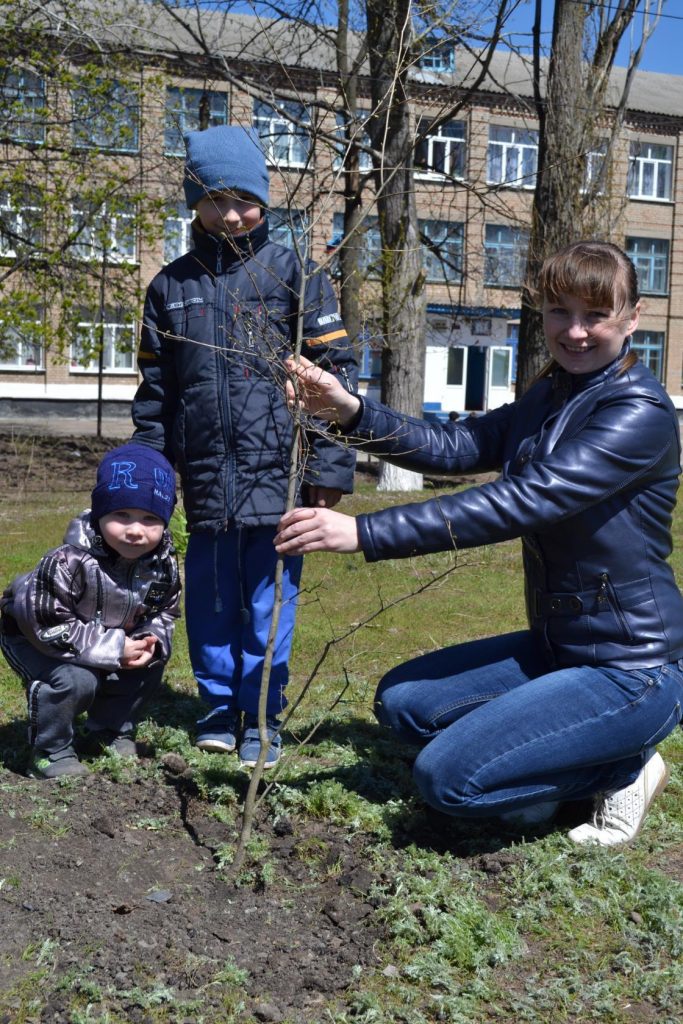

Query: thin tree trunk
[[366, 0, 425, 491]]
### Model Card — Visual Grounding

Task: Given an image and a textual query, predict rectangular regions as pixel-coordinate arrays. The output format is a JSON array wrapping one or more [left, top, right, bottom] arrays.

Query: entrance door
[[465, 345, 486, 411]]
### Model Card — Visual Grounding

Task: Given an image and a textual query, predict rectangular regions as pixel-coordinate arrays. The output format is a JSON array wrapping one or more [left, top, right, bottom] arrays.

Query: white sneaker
[[499, 800, 560, 828], [567, 750, 669, 847]]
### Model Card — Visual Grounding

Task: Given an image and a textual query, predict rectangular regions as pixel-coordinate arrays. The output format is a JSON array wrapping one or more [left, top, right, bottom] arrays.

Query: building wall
[[2, 31, 683, 417]]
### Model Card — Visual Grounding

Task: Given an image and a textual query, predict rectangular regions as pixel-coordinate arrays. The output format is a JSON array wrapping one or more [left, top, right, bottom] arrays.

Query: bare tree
[[516, 0, 663, 394]]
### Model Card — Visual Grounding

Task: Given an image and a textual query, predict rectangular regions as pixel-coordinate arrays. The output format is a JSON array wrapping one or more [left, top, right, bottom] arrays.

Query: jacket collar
[[190, 216, 270, 271], [551, 340, 632, 403]]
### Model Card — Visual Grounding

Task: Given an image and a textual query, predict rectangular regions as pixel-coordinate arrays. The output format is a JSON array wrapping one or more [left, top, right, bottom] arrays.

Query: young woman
[[275, 240, 683, 846]]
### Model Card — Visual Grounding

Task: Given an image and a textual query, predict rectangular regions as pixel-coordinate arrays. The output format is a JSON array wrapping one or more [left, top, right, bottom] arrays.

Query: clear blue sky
[[502, 1, 683, 75]]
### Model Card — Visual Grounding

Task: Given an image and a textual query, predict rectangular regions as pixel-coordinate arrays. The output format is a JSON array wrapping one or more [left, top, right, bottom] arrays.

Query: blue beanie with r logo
[[91, 443, 177, 526]]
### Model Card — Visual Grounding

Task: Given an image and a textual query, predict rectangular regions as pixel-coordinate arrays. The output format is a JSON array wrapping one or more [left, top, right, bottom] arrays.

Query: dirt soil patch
[[0, 430, 393, 1021]]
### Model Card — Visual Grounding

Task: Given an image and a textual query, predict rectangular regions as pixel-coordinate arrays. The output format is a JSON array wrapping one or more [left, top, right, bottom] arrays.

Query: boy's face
[[195, 190, 262, 238], [99, 508, 165, 560]]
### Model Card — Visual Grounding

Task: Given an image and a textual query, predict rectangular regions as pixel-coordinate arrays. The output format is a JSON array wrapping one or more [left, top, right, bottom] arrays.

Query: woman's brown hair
[[532, 240, 640, 381]]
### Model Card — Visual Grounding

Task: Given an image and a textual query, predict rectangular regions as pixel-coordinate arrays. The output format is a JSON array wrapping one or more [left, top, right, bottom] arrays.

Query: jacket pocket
[[595, 572, 636, 644]]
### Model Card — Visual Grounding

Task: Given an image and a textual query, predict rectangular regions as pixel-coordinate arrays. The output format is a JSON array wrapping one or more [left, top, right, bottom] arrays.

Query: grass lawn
[[0, 471, 681, 1023]]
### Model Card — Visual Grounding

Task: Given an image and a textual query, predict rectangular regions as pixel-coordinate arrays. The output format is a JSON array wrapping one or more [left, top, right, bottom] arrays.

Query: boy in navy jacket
[[133, 125, 357, 767]]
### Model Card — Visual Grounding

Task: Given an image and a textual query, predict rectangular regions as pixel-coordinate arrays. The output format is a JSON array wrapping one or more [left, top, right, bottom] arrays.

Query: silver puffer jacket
[[1, 512, 181, 670]]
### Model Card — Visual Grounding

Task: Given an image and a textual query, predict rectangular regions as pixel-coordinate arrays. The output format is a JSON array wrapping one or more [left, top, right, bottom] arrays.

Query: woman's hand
[[285, 354, 360, 426], [275, 507, 361, 555]]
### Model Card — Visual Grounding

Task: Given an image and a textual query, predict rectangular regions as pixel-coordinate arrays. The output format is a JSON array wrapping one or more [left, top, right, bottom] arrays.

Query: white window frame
[[420, 219, 463, 283], [484, 224, 529, 287], [487, 125, 538, 189], [628, 142, 673, 201], [418, 39, 456, 73], [72, 79, 139, 153], [0, 190, 42, 258], [70, 318, 136, 374], [632, 329, 664, 381], [626, 237, 669, 295], [164, 87, 228, 157], [0, 322, 44, 370], [583, 140, 607, 193], [70, 201, 137, 263], [163, 202, 194, 263], [1, 68, 45, 144], [253, 99, 311, 169], [334, 111, 373, 173], [415, 120, 466, 181], [269, 207, 308, 258]]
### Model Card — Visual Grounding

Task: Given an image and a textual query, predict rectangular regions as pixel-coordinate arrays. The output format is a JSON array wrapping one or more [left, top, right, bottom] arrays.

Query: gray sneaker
[[567, 750, 669, 847], [28, 746, 90, 780]]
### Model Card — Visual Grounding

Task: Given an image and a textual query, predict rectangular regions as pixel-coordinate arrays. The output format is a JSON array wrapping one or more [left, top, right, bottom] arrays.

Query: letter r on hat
[[108, 460, 138, 491]]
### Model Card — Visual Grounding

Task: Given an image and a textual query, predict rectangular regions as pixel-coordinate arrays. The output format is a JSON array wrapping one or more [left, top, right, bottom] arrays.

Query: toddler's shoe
[[80, 728, 138, 758], [28, 745, 89, 780], [196, 712, 239, 753], [239, 715, 282, 769]]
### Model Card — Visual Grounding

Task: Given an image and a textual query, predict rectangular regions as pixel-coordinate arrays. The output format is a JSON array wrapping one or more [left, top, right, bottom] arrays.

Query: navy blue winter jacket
[[132, 217, 358, 531], [346, 351, 683, 670]]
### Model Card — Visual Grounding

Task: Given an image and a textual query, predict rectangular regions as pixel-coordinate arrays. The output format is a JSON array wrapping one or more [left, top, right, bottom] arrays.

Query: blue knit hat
[[183, 126, 270, 210], [91, 443, 177, 526]]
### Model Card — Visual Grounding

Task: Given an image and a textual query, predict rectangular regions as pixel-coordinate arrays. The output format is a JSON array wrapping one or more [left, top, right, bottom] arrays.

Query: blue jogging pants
[[184, 526, 303, 719]]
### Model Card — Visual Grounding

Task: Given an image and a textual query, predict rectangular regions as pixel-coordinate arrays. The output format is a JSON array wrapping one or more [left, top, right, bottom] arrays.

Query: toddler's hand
[[122, 635, 157, 668]]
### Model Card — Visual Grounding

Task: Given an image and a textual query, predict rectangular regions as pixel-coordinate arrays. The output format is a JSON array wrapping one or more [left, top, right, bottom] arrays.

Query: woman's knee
[[413, 745, 479, 816]]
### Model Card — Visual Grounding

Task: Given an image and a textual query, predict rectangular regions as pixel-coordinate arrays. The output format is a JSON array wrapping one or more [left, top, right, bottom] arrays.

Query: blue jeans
[[375, 630, 683, 819], [185, 526, 303, 720]]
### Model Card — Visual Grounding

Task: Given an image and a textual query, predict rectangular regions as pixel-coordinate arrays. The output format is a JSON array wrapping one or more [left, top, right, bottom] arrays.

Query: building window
[[487, 125, 538, 189], [491, 347, 512, 388], [269, 207, 308, 258], [72, 79, 139, 153], [71, 201, 137, 263], [484, 224, 529, 287], [627, 142, 673, 201], [447, 346, 464, 386], [632, 330, 663, 380], [334, 111, 373, 173], [0, 190, 43, 258], [358, 330, 383, 381], [418, 38, 455, 73], [583, 140, 607, 193], [626, 237, 669, 295], [420, 220, 463, 283], [164, 201, 194, 263], [1, 68, 46, 143], [0, 322, 43, 370], [71, 316, 136, 373], [415, 120, 466, 180], [164, 87, 228, 157], [253, 99, 311, 168], [330, 212, 382, 277]]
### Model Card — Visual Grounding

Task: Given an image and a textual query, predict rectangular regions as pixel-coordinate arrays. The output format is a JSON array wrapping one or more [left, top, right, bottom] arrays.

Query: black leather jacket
[[133, 217, 358, 531], [349, 352, 683, 669]]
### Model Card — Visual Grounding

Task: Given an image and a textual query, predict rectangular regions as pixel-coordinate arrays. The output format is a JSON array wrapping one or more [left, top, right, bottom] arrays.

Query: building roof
[[33, 1, 683, 121]]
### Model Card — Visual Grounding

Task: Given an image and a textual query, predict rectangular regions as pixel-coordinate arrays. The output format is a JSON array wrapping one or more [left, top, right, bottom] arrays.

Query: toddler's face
[[98, 508, 165, 560], [195, 190, 262, 238]]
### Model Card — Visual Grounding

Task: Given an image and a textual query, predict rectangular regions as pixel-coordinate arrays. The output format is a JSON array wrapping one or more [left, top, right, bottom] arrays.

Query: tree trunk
[[366, 0, 425, 491], [517, 0, 588, 394]]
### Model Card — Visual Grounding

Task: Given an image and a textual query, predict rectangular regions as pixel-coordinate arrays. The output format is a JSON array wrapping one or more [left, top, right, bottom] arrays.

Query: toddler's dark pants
[[0, 631, 163, 753]]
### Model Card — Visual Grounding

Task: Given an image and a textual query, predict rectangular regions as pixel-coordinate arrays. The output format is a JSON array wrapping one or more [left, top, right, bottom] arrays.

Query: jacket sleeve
[[10, 550, 126, 670], [356, 389, 679, 561], [131, 276, 179, 463], [298, 262, 359, 494]]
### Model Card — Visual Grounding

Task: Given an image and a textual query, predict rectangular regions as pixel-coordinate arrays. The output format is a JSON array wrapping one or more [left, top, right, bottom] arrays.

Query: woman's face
[[542, 291, 640, 375]]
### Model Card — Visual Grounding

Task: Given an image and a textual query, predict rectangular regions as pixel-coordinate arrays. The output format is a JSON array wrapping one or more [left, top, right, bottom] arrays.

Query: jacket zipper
[[215, 240, 236, 523], [597, 572, 634, 642]]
